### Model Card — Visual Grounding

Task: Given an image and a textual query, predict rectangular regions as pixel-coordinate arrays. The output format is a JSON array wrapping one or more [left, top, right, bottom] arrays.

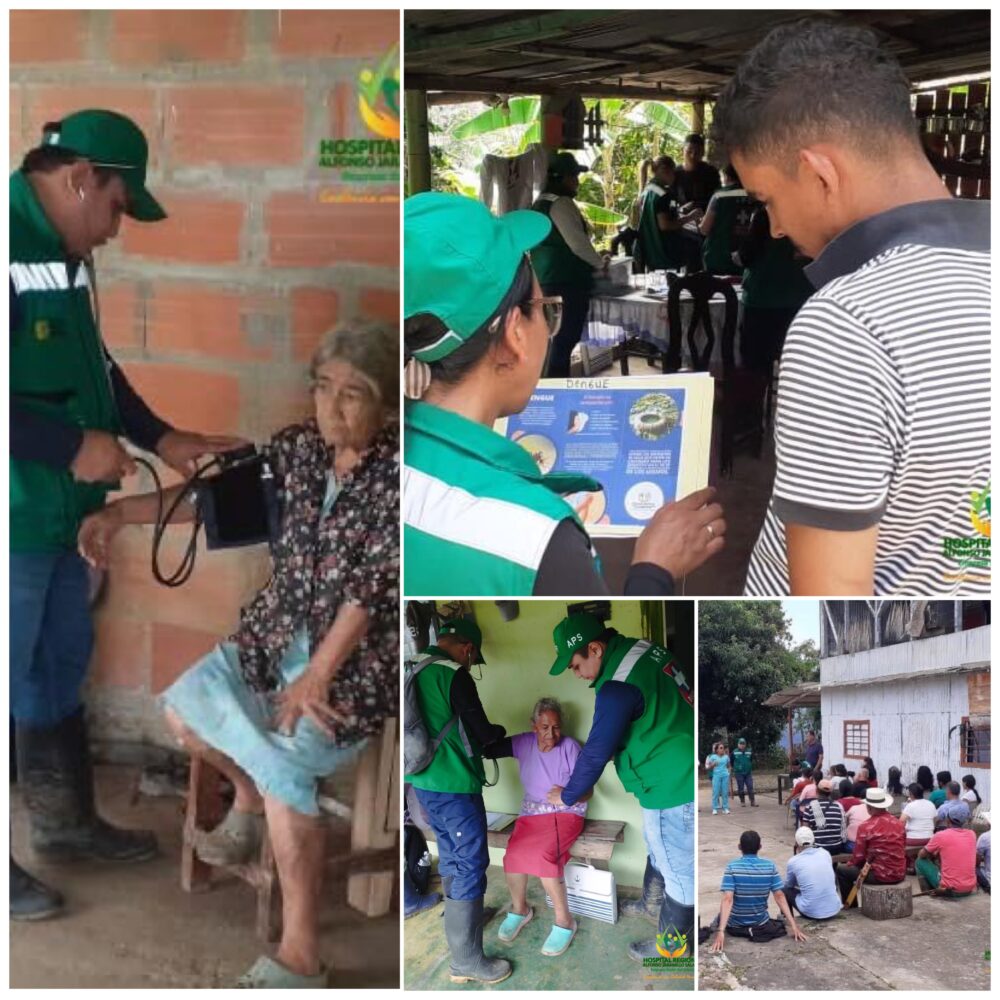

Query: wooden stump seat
[[860, 882, 913, 920]]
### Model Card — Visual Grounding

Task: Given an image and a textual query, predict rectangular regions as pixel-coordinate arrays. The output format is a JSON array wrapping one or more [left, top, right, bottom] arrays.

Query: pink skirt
[[502, 813, 586, 879]]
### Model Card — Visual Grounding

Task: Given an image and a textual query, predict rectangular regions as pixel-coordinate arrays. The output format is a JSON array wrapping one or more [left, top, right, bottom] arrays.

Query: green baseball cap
[[437, 616, 486, 665], [40, 110, 166, 222], [403, 192, 551, 363], [547, 151, 589, 177], [549, 613, 605, 676]]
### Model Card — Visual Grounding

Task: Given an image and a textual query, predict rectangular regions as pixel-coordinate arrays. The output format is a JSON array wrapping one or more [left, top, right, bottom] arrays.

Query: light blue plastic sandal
[[498, 907, 533, 942], [541, 919, 578, 956]]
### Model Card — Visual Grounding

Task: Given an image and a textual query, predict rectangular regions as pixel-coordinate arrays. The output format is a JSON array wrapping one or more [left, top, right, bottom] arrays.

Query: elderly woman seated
[[77, 326, 399, 988], [483, 698, 592, 958]]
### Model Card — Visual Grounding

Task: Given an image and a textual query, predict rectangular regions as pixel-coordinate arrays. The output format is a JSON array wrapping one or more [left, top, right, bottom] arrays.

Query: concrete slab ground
[[405, 865, 694, 991], [10, 765, 399, 989], [696, 778, 991, 991]]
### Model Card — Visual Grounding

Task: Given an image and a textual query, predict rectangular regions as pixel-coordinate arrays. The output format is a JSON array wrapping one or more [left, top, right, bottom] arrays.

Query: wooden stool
[[180, 719, 399, 941], [860, 882, 912, 920]]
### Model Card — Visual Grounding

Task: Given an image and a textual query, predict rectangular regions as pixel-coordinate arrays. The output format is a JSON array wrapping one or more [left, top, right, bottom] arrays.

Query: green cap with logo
[[404, 192, 551, 363], [549, 612, 605, 676], [437, 616, 486, 665], [40, 110, 166, 222]]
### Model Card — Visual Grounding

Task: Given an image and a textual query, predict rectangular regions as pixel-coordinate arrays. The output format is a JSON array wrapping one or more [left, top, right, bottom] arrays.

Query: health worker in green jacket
[[546, 613, 695, 963], [529, 151, 606, 378], [406, 618, 511, 984], [636, 155, 703, 273], [10, 110, 240, 922], [403, 192, 727, 599]]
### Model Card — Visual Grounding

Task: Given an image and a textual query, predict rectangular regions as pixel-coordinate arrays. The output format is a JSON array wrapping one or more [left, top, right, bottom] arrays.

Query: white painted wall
[[821, 671, 990, 809]]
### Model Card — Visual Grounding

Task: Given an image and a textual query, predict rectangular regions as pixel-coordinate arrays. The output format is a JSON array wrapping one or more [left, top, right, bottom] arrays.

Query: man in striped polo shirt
[[708, 831, 805, 952], [712, 19, 990, 596]]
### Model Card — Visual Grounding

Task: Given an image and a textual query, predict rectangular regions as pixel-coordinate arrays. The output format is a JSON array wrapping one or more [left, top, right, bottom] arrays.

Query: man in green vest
[[732, 737, 759, 807], [406, 617, 511, 984], [530, 151, 606, 377], [546, 612, 695, 962], [636, 156, 703, 273], [10, 110, 240, 921], [699, 164, 754, 275]]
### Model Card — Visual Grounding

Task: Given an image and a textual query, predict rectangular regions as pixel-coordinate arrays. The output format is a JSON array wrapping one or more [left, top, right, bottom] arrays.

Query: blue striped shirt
[[720, 855, 782, 926]]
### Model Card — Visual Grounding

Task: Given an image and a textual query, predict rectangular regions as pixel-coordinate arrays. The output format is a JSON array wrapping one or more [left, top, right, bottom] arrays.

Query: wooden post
[[180, 755, 225, 894], [860, 882, 913, 920], [787, 709, 795, 772], [405, 89, 432, 194], [691, 99, 705, 135]]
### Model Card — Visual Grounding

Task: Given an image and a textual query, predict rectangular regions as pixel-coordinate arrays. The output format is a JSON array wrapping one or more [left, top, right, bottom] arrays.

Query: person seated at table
[[483, 698, 591, 957], [783, 827, 842, 920], [78, 326, 399, 988], [916, 815, 978, 897], [834, 789, 905, 906], [403, 193, 727, 598], [961, 774, 982, 809], [929, 770, 952, 807], [799, 779, 847, 855], [935, 782, 971, 828], [707, 831, 806, 951], [636, 155, 703, 274], [975, 812, 990, 894], [699, 163, 753, 276], [530, 151, 607, 378], [901, 782, 936, 874], [672, 133, 721, 213]]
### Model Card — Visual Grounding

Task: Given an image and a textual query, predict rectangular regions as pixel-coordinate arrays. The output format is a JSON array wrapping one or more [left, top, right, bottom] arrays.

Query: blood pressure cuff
[[197, 453, 280, 550]]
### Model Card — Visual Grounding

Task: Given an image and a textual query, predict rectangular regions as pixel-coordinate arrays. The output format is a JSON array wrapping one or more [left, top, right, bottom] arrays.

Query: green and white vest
[[10, 170, 123, 552], [592, 633, 695, 810], [702, 185, 753, 275], [530, 194, 595, 288], [405, 648, 485, 794], [403, 400, 600, 596], [637, 182, 685, 271]]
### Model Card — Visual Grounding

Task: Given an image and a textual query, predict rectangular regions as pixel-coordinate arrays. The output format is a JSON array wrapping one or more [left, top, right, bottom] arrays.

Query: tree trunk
[[860, 882, 913, 920]]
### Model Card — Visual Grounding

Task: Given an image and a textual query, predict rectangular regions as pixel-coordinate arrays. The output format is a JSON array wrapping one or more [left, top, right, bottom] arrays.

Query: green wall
[[427, 600, 692, 889]]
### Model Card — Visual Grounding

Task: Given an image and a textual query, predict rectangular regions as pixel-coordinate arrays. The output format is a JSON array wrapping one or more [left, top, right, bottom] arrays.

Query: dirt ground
[[10, 765, 399, 989], [696, 778, 991, 991]]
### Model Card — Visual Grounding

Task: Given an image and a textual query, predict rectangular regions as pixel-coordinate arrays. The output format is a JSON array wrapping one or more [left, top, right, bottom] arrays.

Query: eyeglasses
[[522, 295, 563, 340]]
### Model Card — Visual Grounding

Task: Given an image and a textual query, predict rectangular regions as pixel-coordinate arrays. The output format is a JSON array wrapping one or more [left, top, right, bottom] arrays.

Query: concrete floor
[[696, 779, 991, 991], [405, 866, 694, 991], [10, 765, 399, 989], [586, 355, 775, 597]]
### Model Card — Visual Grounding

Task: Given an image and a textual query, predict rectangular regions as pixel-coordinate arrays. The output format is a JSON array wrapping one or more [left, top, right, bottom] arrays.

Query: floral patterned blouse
[[232, 418, 399, 746]]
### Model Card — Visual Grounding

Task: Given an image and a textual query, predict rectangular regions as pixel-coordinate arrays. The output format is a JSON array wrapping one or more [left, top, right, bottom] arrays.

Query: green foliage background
[[698, 601, 819, 764]]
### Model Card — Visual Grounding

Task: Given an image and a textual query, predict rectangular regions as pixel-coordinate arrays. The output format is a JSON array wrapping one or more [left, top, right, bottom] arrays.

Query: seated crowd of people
[[707, 757, 990, 950]]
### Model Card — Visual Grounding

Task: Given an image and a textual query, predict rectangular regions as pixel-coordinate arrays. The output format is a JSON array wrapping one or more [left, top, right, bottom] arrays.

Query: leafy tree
[[698, 601, 817, 762]]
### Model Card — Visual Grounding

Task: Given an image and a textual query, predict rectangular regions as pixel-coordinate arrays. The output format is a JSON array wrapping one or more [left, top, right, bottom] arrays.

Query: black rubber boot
[[10, 856, 64, 921], [444, 897, 512, 985], [620, 856, 665, 923], [17, 710, 158, 863], [750, 792, 759, 807], [628, 892, 695, 962]]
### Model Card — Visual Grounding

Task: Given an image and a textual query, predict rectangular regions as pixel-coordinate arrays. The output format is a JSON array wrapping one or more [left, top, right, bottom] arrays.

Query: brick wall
[[10, 9, 400, 748]]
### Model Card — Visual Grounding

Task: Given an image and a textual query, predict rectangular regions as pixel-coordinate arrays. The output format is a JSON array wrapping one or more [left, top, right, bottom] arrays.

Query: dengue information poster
[[496, 375, 714, 537]]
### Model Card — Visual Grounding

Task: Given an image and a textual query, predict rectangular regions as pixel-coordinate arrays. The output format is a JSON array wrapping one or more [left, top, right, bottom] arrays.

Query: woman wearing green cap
[[403, 192, 727, 599]]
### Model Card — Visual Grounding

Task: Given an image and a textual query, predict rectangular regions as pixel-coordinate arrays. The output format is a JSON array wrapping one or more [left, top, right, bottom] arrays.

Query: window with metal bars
[[961, 717, 991, 768]]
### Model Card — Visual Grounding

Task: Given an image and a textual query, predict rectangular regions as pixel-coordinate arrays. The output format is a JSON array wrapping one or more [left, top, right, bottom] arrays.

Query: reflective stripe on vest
[[612, 639, 652, 683]]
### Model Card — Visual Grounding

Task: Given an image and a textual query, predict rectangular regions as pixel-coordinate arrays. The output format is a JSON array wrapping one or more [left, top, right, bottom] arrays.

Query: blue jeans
[[414, 788, 489, 901], [735, 772, 755, 799], [10, 551, 93, 726], [642, 801, 694, 906]]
